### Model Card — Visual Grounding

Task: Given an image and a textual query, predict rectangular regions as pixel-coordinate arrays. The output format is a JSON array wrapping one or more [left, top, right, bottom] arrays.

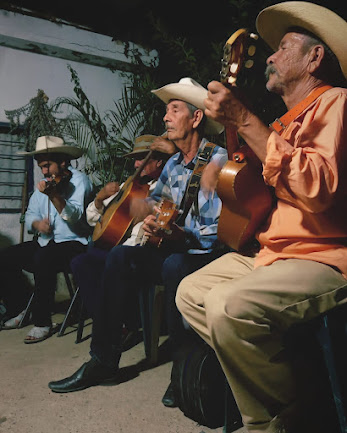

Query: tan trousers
[[176, 252, 347, 433]]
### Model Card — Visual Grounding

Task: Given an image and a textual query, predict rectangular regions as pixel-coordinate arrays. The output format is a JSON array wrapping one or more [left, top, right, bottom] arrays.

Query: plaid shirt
[[150, 138, 228, 254]]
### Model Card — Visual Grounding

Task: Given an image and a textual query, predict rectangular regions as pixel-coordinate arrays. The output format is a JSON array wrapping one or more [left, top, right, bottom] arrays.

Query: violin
[[44, 169, 72, 195]]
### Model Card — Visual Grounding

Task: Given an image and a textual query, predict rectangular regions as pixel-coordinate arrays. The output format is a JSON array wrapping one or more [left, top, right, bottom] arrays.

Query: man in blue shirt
[[48, 78, 228, 406], [1, 136, 92, 343]]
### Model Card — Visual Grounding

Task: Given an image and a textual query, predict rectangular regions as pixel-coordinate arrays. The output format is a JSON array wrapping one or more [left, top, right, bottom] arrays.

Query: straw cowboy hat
[[256, 1, 347, 79], [17, 136, 84, 159], [123, 134, 158, 158], [151, 77, 224, 135]]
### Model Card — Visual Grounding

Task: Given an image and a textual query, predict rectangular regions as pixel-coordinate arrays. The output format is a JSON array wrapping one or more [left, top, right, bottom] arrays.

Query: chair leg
[[316, 315, 347, 433], [18, 292, 34, 328], [138, 284, 164, 365], [149, 285, 164, 365], [63, 271, 75, 299], [139, 287, 151, 358], [57, 286, 79, 337]]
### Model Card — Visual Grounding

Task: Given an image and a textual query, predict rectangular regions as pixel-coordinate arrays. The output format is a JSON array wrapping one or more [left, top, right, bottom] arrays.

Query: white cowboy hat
[[256, 1, 347, 79], [151, 77, 224, 135], [17, 136, 84, 159], [123, 134, 158, 157]]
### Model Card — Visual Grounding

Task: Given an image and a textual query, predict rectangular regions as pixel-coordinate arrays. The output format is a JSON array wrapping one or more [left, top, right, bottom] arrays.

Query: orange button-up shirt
[[255, 87, 347, 277]]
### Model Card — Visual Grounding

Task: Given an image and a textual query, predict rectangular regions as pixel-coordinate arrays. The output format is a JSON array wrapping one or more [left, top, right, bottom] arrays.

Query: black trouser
[[89, 244, 227, 368], [0, 239, 86, 326]]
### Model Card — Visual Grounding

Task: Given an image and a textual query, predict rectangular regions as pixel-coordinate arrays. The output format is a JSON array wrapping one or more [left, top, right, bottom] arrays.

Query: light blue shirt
[[25, 166, 93, 246]]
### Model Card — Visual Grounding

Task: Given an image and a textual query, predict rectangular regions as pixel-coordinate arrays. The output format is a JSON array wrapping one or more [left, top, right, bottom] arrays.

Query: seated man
[[176, 3, 347, 433], [70, 134, 175, 321], [48, 78, 228, 408], [0, 136, 93, 343]]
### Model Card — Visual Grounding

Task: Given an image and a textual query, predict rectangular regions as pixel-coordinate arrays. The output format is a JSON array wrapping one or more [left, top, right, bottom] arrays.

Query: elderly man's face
[[265, 32, 311, 95], [163, 100, 196, 143]]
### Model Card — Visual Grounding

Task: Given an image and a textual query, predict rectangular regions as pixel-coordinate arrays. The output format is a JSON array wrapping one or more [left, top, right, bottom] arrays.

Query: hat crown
[[36, 136, 64, 152], [177, 77, 205, 90]]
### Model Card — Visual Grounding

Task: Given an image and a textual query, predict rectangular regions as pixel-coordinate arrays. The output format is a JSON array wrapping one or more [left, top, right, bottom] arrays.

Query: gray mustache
[[265, 64, 278, 81]]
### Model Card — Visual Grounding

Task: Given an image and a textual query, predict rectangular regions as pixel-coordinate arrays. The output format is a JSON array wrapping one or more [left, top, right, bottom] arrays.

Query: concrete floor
[[0, 314, 247, 433]]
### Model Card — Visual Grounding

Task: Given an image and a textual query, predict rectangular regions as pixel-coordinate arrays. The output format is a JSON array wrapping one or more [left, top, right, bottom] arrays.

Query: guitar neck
[[225, 127, 239, 159], [132, 150, 154, 180]]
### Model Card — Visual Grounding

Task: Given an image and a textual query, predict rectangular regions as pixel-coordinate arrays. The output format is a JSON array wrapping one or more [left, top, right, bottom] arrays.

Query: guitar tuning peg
[[248, 45, 256, 57], [245, 59, 254, 69], [249, 33, 258, 40]]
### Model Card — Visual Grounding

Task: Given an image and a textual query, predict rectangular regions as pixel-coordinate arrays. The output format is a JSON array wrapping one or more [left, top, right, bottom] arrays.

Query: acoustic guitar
[[92, 151, 153, 250], [141, 198, 180, 248], [216, 29, 273, 251]]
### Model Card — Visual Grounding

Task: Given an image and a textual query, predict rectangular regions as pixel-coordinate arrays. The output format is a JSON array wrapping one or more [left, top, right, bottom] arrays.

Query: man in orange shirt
[[176, 2, 347, 433]]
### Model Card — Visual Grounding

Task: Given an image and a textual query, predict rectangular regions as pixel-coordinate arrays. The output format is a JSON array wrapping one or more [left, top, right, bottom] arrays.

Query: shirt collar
[[176, 137, 209, 169]]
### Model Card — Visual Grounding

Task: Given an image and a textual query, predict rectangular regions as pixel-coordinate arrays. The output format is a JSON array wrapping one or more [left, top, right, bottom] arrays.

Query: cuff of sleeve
[[91, 200, 104, 215], [60, 203, 74, 221]]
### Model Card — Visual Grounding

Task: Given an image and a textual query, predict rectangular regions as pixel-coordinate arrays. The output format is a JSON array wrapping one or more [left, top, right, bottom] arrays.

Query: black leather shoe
[[48, 358, 118, 393], [161, 382, 177, 408]]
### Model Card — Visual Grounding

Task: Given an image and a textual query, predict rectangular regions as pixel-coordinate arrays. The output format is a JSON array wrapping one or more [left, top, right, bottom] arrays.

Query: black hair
[[35, 152, 71, 165]]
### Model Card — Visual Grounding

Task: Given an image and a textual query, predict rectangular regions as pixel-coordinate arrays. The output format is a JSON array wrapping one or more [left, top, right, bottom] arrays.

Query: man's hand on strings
[[32, 218, 52, 234]]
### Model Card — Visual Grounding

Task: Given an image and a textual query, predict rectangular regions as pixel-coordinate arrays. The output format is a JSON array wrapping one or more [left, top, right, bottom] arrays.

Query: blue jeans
[[89, 244, 226, 368]]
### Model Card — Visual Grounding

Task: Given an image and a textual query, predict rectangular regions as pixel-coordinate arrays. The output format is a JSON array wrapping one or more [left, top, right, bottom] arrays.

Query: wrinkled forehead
[[167, 99, 187, 108]]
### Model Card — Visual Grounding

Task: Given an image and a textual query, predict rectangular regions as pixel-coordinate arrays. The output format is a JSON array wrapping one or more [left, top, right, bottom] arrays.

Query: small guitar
[[216, 29, 273, 251], [141, 198, 180, 248], [92, 152, 153, 250]]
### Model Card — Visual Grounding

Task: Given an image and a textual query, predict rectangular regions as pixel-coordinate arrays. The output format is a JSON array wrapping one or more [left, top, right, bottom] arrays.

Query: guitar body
[[92, 179, 150, 250], [217, 159, 272, 250]]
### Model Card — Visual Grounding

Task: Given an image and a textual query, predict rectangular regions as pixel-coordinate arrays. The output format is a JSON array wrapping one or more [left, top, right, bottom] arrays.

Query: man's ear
[[192, 109, 204, 130], [307, 44, 325, 74]]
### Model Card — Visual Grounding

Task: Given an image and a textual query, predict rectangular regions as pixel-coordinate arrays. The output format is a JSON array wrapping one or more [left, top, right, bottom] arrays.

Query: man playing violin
[[0, 136, 93, 343]]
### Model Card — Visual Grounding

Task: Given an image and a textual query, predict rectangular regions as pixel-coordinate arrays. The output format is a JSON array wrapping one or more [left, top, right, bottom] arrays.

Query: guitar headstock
[[220, 28, 258, 86], [156, 199, 179, 232]]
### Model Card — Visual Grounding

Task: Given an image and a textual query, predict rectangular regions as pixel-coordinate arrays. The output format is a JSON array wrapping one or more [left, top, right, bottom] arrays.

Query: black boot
[[48, 358, 118, 393], [161, 382, 177, 408]]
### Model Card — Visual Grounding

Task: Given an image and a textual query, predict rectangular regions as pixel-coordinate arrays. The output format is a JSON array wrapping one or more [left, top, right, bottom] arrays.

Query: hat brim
[[256, 1, 347, 79], [152, 84, 224, 135], [123, 149, 150, 158], [17, 146, 84, 159]]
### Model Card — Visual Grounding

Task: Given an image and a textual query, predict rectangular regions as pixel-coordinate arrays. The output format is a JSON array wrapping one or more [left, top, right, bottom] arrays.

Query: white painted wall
[[0, 8, 157, 248]]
